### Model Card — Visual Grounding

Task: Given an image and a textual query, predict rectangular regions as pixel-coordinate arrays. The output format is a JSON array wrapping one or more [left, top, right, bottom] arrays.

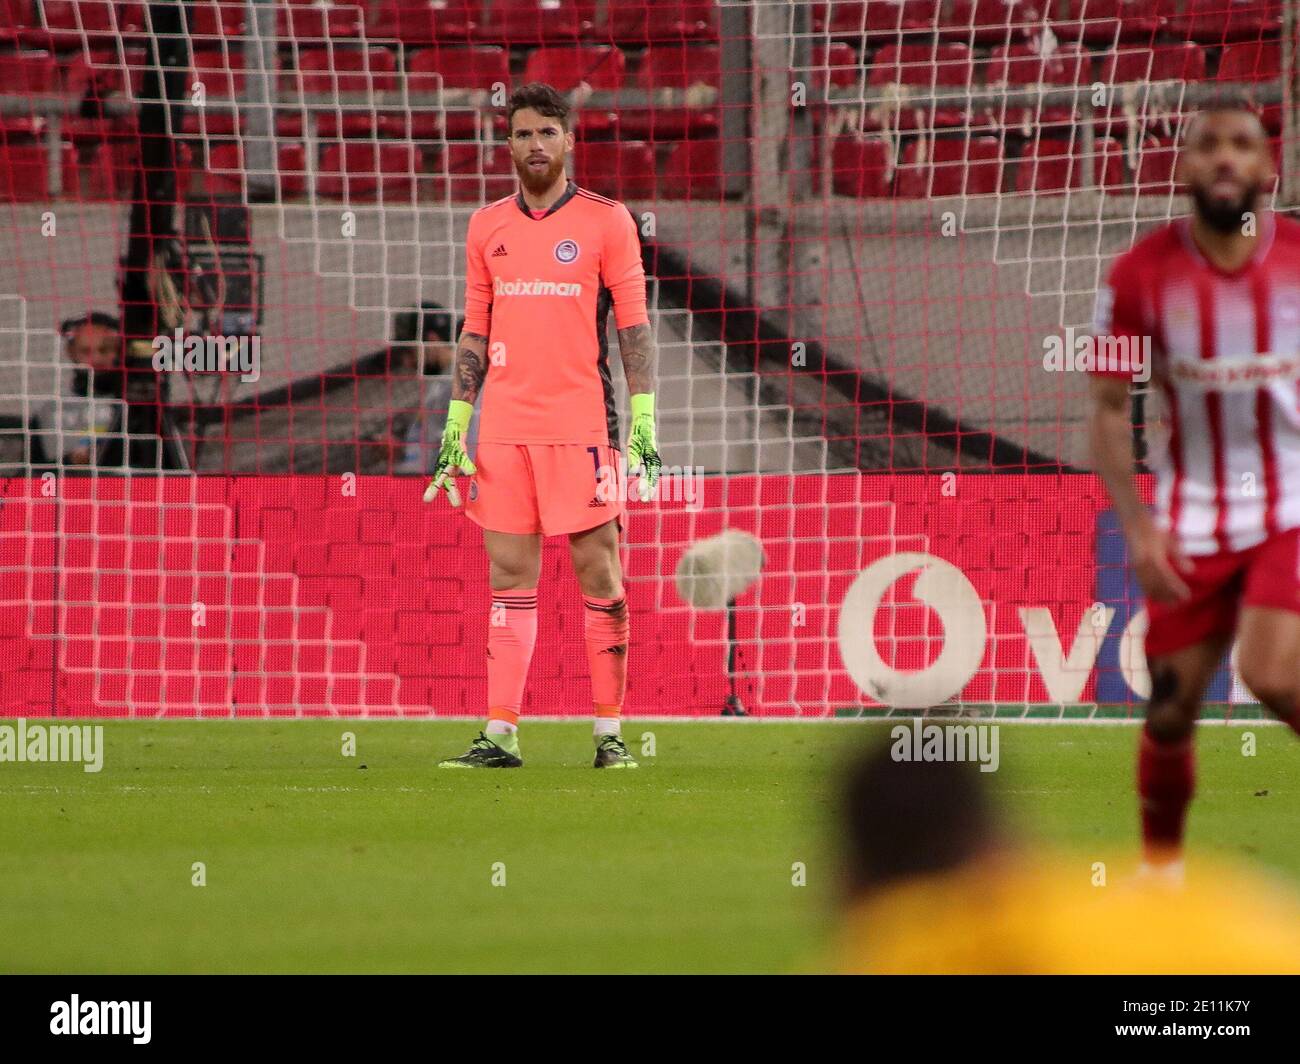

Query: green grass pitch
[[1, 720, 1297, 973]]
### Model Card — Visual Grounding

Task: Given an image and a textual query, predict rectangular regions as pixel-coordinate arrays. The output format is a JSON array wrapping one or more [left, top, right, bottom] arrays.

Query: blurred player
[[1090, 93, 1300, 879], [833, 742, 1300, 974], [425, 83, 661, 769]]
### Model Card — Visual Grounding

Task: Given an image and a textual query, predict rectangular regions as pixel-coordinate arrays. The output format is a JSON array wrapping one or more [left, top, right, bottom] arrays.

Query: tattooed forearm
[[617, 322, 656, 396], [452, 331, 489, 403]]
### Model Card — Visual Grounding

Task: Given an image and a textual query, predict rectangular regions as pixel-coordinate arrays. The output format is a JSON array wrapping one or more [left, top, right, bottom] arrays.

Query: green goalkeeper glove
[[627, 392, 661, 502], [424, 399, 477, 506]]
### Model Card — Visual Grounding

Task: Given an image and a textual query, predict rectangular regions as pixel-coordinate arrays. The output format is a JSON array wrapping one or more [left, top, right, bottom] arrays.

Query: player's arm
[[607, 207, 660, 500], [1088, 375, 1190, 603], [452, 330, 488, 404], [1088, 254, 1191, 602], [425, 214, 492, 506], [618, 321, 661, 500], [424, 331, 487, 505]]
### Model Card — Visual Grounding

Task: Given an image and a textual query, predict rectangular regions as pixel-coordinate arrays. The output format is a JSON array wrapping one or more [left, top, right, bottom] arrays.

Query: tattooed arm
[[452, 331, 489, 405], [617, 322, 656, 397], [619, 321, 661, 498]]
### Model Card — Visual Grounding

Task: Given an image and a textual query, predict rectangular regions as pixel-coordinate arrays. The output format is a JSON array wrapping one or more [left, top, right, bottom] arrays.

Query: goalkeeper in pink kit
[[425, 83, 660, 768]]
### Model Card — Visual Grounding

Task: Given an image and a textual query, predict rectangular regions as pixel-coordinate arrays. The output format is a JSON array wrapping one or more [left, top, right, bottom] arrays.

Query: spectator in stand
[[30, 313, 129, 469], [391, 303, 477, 475]]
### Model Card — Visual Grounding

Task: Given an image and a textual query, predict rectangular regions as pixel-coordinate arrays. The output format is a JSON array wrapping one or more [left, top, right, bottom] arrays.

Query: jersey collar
[[1178, 210, 1276, 278], [515, 180, 577, 220]]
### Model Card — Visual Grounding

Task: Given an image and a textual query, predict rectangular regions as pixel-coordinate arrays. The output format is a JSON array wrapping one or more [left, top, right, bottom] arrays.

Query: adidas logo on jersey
[[491, 244, 508, 257]]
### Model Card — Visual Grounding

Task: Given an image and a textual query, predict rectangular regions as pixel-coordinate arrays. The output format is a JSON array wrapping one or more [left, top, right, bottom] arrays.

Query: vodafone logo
[[838, 553, 986, 710], [837, 551, 1167, 708]]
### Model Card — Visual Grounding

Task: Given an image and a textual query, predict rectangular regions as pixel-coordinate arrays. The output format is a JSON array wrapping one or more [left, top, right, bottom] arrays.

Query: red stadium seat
[[661, 137, 723, 199], [181, 109, 238, 136], [479, 0, 585, 43], [811, 1, 940, 39], [0, 124, 47, 200], [810, 42, 861, 91], [1218, 39, 1282, 83], [207, 140, 245, 195], [895, 134, 1003, 197], [1134, 134, 1177, 195], [830, 134, 891, 197], [208, 140, 308, 198], [315, 110, 441, 139], [408, 47, 509, 138], [408, 45, 510, 92], [185, 1, 245, 47], [1100, 42, 1207, 84], [192, 49, 245, 98], [619, 44, 720, 139], [368, 1, 481, 45], [1014, 135, 1123, 193], [638, 42, 721, 89], [0, 0, 35, 39], [573, 140, 657, 198], [982, 43, 1091, 130], [1217, 40, 1282, 133], [276, 141, 308, 198], [443, 141, 513, 202], [0, 50, 59, 94], [1170, 0, 1281, 44], [289, 47, 399, 95], [277, 4, 362, 42], [522, 45, 627, 92], [867, 43, 973, 130], [1051, 0, 1171, 45], [317, 140, 417, 200], [603, 1, 717, 44], [941, 0, 1045, 45], [32, 0, 122, 49], [63, 46, 148, 101]]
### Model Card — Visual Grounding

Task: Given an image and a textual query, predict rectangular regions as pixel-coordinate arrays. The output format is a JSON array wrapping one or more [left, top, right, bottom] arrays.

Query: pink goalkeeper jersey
[[1092, 211, 1300, 556], [462, 181, 649, 447]]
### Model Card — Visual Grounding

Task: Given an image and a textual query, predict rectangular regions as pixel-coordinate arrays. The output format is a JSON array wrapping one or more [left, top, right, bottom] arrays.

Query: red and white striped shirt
[[1093, 211, 1300, 556]]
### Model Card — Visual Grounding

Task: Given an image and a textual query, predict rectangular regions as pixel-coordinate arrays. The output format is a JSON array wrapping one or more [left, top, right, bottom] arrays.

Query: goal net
[[0, 0, 1292, 717]]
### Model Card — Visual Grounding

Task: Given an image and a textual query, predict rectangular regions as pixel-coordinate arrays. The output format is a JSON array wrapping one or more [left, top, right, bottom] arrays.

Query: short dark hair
[[507, 82, 569, 132], [60, 312, 120, 340], [1184, 86, 1268, 138], [392, 303, 460, 345], [839, 737, 998, 898]]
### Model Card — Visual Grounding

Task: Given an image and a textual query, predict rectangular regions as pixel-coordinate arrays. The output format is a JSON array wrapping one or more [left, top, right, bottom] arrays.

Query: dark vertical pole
[[120, 2, 192, 470]]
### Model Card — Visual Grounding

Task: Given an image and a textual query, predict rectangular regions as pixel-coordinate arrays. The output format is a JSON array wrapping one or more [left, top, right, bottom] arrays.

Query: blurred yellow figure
[[837, 854, 1300, 974], [832, 741, 1300, 975]]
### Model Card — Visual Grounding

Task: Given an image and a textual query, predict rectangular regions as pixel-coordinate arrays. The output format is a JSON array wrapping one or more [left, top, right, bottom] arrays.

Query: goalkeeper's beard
[[515, 153, 567, 196]]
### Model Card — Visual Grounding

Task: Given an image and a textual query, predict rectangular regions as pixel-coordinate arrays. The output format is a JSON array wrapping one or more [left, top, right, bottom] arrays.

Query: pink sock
[[486, 588, 537, 725], [583, 594, 629, 718]]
